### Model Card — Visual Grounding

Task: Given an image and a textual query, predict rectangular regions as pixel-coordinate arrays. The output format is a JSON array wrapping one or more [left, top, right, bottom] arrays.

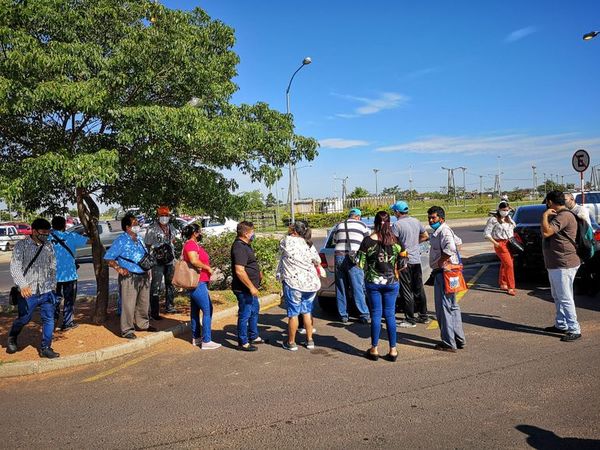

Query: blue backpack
[[564, 211, 595, 261]]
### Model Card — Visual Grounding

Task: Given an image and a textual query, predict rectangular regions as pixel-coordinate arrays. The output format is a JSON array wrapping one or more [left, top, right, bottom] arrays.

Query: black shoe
[[151, 315, 163, 321], [544, 325, 567, 334], [122, 332, 137, 340], [365, 350, 379, 361], [359, 317, 370, 325], [456, 342, 466, 350], [6, 336, 17, 354], [414, 316, 432, 324], [59, 322, 79, 332], [165, 306, 177, 314], [560, 332, 582, 342], [385, 352, 398, 362], [238, 343, 258, 352], [341, 317, 349, 324], [434, 343, 457, 353], [135, 326, 158, 332], [39, 347, 60, 359]]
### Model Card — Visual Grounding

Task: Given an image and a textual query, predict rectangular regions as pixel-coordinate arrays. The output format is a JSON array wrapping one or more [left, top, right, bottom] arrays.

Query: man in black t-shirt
[[231, 221, 262, 351]]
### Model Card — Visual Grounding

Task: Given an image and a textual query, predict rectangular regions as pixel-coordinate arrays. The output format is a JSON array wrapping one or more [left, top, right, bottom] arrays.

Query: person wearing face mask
[[7, 218, 59, 358], [182, 224, 221, 350], [231, 221, 262, 352], [104, 213, 156, 339], [484, 201, 517, 296], [427, 206, 465, 353], [144, 206, 178, 319]]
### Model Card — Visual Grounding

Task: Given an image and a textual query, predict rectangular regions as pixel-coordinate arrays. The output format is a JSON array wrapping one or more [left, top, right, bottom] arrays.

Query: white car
[[198, 217, 238, 236], [573, 191, 600, 223], [0, 224, 25, 251]]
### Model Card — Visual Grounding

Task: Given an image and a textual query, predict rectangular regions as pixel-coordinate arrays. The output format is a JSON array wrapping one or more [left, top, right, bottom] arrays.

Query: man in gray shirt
[[7, 218, 60, 358], [391, 201, 429, 327]]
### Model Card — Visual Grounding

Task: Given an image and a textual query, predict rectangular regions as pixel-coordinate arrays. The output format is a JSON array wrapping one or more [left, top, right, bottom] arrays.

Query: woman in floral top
[[356, 211, 407, 362], [277, 222, 321, 351]]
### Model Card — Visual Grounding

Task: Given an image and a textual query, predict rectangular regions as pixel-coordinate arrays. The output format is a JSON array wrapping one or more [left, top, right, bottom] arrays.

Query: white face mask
[[499, 210, 509, 217], [159, 216, 169, 225], [131, 225, 141, 234]]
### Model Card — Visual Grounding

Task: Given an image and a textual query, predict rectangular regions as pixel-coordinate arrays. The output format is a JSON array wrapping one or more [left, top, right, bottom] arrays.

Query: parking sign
[[572, 149, 590, 173]]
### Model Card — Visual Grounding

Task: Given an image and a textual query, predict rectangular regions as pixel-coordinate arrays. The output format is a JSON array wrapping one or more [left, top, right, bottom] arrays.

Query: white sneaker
[[298, 327, 316, 335], [398, 320, 417, 328], [201, 341, 221, 350]]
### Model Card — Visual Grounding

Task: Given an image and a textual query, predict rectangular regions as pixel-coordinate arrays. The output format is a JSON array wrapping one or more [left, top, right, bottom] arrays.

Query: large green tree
[[0, 0, 317, 322]]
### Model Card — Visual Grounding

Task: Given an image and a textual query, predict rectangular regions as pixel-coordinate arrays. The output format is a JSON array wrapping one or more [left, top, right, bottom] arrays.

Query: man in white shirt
[[332, 208, 370, 324], [427, 206, 465, 353]]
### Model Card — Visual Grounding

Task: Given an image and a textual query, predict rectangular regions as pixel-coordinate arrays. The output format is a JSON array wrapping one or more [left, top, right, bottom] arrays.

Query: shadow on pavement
[[516, 424, 600, 450], [461, 312, 557, 337]]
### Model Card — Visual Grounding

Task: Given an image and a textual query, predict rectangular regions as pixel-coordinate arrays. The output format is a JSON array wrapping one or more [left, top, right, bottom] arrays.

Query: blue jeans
[[9, 292, 56, 349], [434, 271, 466, 349], [548, 267, 580, 333], [366, 282, 399, 347], [335, 255, 370, 320], [234, 291, 259, 345], [190, 282, 213, 343], [55, 280, 77, 327]]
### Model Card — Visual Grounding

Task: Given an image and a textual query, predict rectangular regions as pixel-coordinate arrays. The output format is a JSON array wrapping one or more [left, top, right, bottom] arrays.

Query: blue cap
[[390, 201, 409, 213], [348, 208, 362, 217]]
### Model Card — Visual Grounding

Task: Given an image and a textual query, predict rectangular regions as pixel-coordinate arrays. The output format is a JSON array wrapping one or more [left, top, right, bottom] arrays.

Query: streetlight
[[373, 169, 380, 196], [458, 167, 467, 210], [286, 57, 312, 224], [291, 164, 312, 200], [583, 31, 599, 41]]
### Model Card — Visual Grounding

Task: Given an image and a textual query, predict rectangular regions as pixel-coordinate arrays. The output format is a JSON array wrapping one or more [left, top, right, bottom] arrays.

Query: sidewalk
[[0, 293, 281, 378]]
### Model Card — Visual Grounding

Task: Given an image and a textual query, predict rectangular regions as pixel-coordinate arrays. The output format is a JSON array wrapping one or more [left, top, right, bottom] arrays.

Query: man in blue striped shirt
[[7, 218, 60, 358], [332, 208, 371, 324]]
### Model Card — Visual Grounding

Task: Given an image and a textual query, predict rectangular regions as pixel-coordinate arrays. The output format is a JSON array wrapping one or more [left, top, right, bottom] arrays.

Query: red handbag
[[443, 263, 467, 294]]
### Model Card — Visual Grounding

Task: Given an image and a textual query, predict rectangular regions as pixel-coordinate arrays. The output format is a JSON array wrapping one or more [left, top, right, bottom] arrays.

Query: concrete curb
[[0, 293, 282, 379]]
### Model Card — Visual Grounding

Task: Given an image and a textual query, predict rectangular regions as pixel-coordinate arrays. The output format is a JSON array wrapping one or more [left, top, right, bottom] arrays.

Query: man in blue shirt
[[104, 213, 156, 339], [50, 216, 89, 331]]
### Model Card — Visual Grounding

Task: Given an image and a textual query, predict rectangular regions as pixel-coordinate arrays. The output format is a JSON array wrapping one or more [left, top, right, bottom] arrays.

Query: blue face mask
[[249, 233, 255, 242], [430, 221, 442, 231]]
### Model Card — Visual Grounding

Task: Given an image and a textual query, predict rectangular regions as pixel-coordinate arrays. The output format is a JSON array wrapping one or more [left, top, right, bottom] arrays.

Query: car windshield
[[513, 206, 546, 225], [575, 193, 600, 204], [0, 229, 6, 236]]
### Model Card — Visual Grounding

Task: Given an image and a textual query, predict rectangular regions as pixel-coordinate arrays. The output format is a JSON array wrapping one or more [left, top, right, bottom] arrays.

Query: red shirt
[[183, 240, 211, 282]]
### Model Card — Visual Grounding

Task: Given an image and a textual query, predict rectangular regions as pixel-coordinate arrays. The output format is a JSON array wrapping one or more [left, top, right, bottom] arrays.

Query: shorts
[[283, 283, 316, 318]]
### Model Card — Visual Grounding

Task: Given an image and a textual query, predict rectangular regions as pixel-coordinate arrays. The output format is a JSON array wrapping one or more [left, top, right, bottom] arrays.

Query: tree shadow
[[516, 424, 600, 450]]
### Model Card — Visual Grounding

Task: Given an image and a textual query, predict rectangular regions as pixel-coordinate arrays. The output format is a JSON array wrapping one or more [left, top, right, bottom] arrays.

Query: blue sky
[[165, 0, 600, 199]]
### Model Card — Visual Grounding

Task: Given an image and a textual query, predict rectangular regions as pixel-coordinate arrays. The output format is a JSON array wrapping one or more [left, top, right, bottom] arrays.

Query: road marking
[[82, 351, 158, 383], [426, 264, 489, 330]]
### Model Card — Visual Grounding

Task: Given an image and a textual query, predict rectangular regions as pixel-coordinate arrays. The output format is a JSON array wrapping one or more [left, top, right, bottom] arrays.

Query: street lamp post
[[286, 57, 312, 224], [459, 167, 467, 210], [373, 169, 380, 196]]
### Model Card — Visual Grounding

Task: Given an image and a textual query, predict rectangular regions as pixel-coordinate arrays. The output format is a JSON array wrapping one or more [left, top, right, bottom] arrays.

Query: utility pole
[[373, 169, 380, 196], [497, 156, 502, 198], [543, 173, 547, 197], [334, 177, 349, 202], [531, 165, 537, 199], [442, 167, 458, 205], [408, 165, 413, 200], [458, 167, 467, 210], [479, 175, 483, 199]]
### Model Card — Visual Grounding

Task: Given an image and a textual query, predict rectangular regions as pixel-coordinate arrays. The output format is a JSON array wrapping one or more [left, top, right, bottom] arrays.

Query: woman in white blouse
[[484, 201, 517, 295], [277, 222, 321, 351]]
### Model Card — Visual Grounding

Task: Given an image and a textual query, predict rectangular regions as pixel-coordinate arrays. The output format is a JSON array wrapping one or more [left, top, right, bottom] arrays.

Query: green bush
[[191, 232, 281, 290]]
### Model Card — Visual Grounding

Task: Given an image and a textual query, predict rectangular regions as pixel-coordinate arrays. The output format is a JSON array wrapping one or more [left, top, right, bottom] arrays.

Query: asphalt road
[[2, 263, 599, 449]]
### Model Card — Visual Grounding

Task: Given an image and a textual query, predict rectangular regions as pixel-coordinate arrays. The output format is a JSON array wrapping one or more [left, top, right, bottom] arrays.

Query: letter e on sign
[[572, 149, 590, 173]]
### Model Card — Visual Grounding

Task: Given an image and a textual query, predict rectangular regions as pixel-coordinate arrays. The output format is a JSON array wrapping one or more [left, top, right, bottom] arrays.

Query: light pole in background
[[373, 169, 380, 196], [458, 166, 467, 210], [531, 165, 537, 199], [286, 57, 312, 224]]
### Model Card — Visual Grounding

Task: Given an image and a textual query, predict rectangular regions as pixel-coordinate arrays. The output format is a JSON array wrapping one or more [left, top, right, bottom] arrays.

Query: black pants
[[150, 264, 175, 317], [398, 263, 428, 320], [55, 280, 77, 327]]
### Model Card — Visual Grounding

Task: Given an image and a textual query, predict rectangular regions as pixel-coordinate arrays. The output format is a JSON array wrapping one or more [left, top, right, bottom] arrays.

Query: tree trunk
[[76, 188, 109, 324]]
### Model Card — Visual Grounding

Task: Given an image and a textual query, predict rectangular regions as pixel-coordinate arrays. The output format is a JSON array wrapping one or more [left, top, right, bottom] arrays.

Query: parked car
[[198, 217, 238, 237], [0, 224, 25, 251], [8, 222, 32, 236], [512, 204, 600, 293], [573, 191, 600, 223], [66, 220, 125, 258], [316, 218, 432, 313]]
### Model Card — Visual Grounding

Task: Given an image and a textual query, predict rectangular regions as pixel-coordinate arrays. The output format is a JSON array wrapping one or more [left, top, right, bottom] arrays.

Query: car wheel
[[317, 296, 337, 315]]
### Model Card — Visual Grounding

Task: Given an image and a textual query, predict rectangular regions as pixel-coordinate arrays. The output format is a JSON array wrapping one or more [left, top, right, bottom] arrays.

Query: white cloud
[[332, 92, 409, 118], [505, 26, 538, 43], [319, 138, 370, 149], [375, 132, 600, 159]]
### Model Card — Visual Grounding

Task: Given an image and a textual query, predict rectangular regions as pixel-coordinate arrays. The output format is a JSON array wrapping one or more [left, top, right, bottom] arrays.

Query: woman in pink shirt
[[182, 224, 221, 350]]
